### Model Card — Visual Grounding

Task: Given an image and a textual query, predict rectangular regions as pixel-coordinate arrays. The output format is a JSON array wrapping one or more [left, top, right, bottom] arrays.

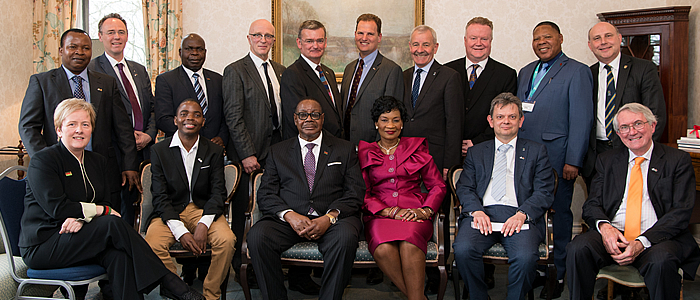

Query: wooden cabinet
[[598, 6, 691, 144]]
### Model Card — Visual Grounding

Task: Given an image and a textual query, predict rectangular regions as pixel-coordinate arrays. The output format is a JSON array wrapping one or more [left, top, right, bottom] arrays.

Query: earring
[[375, 126, 378, 129], [401, 127, 404, 129]]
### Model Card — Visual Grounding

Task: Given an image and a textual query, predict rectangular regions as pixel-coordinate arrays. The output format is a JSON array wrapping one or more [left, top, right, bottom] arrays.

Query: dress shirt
[[412, 59, 435, 95], [465, 57, 489, 79], [483, 137, 518, 208], [597, 144, 657, 248], [301, 54, 334, 102], [596, 53, 621, 140], [63, 66, 91, 103], [105, 54, 142, 127], [277, 132, 324, 221], [166, 131, 215, 240], [345, 49, 378, 106], [183, 66, 209, 106], [248, 52, 282, 127]]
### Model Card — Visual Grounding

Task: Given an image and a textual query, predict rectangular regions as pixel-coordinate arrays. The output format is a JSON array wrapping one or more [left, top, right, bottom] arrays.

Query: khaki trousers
[[145, 203, 236, 300]]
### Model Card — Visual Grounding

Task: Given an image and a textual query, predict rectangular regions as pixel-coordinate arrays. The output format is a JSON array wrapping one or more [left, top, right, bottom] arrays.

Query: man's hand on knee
[[180, 233, 204, 255], [472, 211, 492, 235], [284, 211, 312, 237], [599, 222, 628, 255], [193, 223, 208, 253], [612, 240, 644, 265]]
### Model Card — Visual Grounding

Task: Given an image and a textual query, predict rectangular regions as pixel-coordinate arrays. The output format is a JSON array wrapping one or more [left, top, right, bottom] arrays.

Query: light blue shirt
[[346, 49, 379, 106], [62, 65, 92, 150]]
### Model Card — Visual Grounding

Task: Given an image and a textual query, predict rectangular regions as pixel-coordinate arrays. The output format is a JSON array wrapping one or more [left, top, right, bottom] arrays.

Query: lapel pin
[[522, 147, 525, 151], [372, 67, 377, 70], [624, 65, 628, 69], [519, 156, 525, 160], [134, 73, 138, 77], [65, 171, 73, 177], [324, 151, 328, 155], [651, 167, 657, 172], [433, 72, 436, 76], [97, 88, 103, 92], [197, 158, 203, 162]]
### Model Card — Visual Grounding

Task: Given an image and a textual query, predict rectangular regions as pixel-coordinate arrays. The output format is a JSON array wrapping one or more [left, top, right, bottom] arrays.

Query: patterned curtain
[[32, 0, 79, 73], [142, 0, 182, 85]]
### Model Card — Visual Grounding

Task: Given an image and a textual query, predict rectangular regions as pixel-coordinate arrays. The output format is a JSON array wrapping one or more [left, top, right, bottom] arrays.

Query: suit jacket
[[582, 54, 667, 177], [280, 56, 342, 140], [148, 136, 227, 226], [456, 138, 555, 234], [18, 67, 138, 191], [516, 53, 594, 174], [445, 57, 517, 145], [258, 132, 365, 220], [223, 54, 286, 163], [582, 143, 700, 278], [19, 142, 110, 248], [340, 52, 404, 145], [88, 53, 157, 159], [155, 66, 229, 145], [401, 61, 464, 171]]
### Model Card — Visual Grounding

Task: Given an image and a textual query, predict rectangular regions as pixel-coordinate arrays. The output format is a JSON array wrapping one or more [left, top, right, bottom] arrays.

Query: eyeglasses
[[249, 33, 275, 41], [618, 121, 648, 134], [295, 112, 323, 120], [102, 30, 127, 37], [302, 38, 326, 45]]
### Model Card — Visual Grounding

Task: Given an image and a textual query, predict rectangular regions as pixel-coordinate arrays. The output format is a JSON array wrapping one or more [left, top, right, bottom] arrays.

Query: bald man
[[222, 19, 286, 278]]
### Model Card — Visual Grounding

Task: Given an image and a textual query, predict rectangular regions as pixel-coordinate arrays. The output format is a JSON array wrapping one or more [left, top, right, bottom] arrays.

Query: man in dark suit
[[445, 17, 517, 155], [155, 33, 228, 150], [145, 100, 235, 300], [280, 20, 343, 140], [340, 13, 403, 145], [247, 99, 365, 300], [401, 25, 463, 179], [581, 21, 666, 189], [88, 13, 156, 225], [516, 22, 593, 297], [454, 92, 555, 300], [18, 28, 139, 210], [222, 18, 286, 280], [567, 103, 700, 300]]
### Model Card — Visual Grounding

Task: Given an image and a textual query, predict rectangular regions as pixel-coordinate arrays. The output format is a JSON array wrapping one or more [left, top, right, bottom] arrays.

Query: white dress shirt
[[596, 53, 621, 140], [105, 54, 142, 127], [183, 66, 209, 106], [412, 59, 435, 95], [483, 137, 519, 208], [465, 57, 489, 80], [249, 52, 282, 127]]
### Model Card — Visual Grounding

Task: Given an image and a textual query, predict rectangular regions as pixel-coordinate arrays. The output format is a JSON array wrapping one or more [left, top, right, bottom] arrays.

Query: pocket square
[[327, 162, 342, 166], [200, 165, 210, 169]]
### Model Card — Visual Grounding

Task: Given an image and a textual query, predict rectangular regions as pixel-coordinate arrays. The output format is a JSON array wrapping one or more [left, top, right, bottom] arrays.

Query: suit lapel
[[531, 54, 568, 101], [243, 56, 270, 109], [289, 140, 309, 196], [468, 58, 495, 107], [87, 70, 103, 113], [178, 66, 198, 99], [646, 144, 663, 198], [99, 55, 128, 103], [190, 138, 207, 191], [340, 60, 357, 112], [312, 137, 332, 194], [591, 63, 599, 110], [615, 55, 632, 108], [169, 144, 190, 189], [415, 62, 440, 109], [611, 150, 630, 208], [356, 54, 382, 101], [52, 68, 74, 101], [514, 139, 526, 197], [404, 66, 416, 116]]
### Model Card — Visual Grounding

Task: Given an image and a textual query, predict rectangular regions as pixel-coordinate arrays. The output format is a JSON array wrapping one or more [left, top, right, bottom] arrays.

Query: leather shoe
[[181, 268, 196, 286], [366, 268, 384, 285], [539, 281, 565, 299], [161, 285, 205, 300], [288, 276, 321, 295]]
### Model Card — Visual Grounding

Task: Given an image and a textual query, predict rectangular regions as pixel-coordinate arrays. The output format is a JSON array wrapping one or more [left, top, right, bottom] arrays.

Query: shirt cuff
[[166, 220, 189, 241], [78, 203, 98, 223], [198, 215, 215, 228], [277, 209, 293, 222], [325, 208, 340, 216], [596, 220, 611, 233], [636, 236, 652, 249]]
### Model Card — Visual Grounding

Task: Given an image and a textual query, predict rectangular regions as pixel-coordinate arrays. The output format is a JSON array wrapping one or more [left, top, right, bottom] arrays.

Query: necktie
[[193, 73, 208, 115], [72, 75, 85, 99], [117, 63, 143, 131], [468, 64, 479, 89], [491, 144, 511, 201], [411, 69, 423, 108], [262, 62, 279, 128], [528, 62, 550, 100], [624, 157, 645, 241], [345, 58, 364, 138], [604, 64, 617, 139], [315, 65, 333, 100], [304, 143, 316, 192]]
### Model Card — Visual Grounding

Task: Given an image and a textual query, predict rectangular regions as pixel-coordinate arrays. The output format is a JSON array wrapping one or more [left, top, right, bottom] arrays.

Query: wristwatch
[[325, 213, 337, 225]]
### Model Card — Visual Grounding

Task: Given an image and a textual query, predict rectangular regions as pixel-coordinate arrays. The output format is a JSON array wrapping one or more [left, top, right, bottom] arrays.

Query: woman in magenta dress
[[358, 96, 446, 300]]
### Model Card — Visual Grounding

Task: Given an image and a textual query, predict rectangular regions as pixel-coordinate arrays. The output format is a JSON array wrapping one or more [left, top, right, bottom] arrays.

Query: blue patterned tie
[[411, 69, 423, 108], [192, 73, 208, 115], [72, 75, 85, 99], [468, 64, 479, 89], [316, 65, 333, 100], [604, 64, 616, 139], [491, 144, 511, 201], [304, 143, 316, 192]]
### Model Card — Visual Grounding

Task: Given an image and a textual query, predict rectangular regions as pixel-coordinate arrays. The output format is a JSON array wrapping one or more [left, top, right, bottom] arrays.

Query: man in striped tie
[[567, 103, 700, 300], [581, 21, 666, 193], [453, 92, 555, 300]]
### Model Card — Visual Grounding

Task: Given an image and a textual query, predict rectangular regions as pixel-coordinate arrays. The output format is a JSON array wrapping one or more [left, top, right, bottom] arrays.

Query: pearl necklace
[[378, 138, 400, 154]]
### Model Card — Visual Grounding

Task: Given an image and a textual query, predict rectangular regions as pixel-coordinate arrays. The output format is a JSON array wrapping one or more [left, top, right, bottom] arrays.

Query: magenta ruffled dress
[[358, 137, 446, 254]]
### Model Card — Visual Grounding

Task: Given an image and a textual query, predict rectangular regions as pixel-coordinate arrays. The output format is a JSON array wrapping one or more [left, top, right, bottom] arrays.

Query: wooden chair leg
[[241, 264, 251, 300], [438, 265, 447, 300], [452, 263, 461, 300], [607, 281, 614, 300]]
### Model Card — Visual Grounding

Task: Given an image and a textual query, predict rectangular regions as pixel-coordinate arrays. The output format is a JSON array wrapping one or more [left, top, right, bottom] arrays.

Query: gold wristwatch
[[325, 213, 337, 225]]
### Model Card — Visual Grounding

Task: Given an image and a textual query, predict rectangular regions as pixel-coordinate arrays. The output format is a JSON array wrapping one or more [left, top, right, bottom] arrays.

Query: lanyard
[[526, 52, 563, 102]]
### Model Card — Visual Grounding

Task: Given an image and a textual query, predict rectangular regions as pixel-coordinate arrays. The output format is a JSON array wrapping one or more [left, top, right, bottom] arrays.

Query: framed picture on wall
[[272, 0, 425, 81]]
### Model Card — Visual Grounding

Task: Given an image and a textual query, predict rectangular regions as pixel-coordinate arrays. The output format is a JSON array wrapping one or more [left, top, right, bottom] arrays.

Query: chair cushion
[[27, 264, 106, 281], [596, 265, 646, 287], [482, 243, 548, 259], [280, 241, 438, 262]]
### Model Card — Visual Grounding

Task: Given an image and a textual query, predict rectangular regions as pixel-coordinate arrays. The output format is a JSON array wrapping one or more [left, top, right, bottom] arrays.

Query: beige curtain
[[142, 0, 182, 85], [32, 0, 79, 73]]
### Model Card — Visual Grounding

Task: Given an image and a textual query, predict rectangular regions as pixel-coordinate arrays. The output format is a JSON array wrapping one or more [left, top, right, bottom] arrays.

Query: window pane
[[88, 0, 145, 65]]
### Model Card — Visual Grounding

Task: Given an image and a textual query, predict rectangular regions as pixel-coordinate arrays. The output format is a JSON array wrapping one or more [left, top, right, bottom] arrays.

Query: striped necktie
[[491, 144, 511, 201], [604, 64, 617, 139], [193, 73, 208, 115]]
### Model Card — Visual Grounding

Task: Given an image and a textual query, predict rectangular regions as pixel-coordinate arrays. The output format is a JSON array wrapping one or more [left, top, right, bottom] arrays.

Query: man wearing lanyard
[[516, 21, 593, 299]]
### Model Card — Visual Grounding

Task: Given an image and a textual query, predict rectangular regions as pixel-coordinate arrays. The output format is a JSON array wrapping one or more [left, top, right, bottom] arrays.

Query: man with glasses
[[280, 20, 343, 140], [567, 103, 700, 300], [222, 19, 286, 285], [247, 99, 364, 300]]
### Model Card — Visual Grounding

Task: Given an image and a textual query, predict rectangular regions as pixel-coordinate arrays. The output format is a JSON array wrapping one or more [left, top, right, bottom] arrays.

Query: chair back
[[225, 163, 242, 224], [139, 163, 153, 234], [0, 166, 29, 257], [248, 170, 264, 226]]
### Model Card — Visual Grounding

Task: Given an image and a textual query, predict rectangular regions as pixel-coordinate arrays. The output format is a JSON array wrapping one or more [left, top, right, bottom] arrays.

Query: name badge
[[522, 102, 535, 112]]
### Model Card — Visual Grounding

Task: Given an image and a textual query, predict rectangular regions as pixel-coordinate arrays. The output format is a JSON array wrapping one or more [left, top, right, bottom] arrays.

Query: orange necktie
[[624, 157, 645, 241]]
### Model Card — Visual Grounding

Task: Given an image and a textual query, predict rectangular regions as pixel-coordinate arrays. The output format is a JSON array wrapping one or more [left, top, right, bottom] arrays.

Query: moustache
[[412, 51, 430, 57]]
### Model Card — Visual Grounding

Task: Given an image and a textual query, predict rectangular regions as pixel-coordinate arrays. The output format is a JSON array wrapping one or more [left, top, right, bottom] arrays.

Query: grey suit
[[340, 52, 403, 145]]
